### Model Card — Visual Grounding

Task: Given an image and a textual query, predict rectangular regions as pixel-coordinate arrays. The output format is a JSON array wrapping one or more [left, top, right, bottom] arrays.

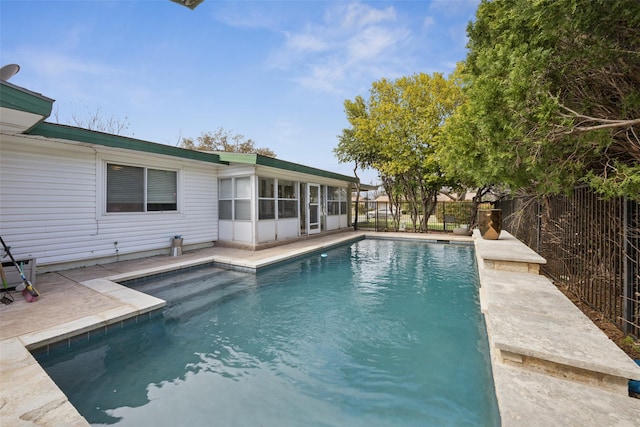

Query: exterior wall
[[231, 221, 253, 243], [257, 218, 298, 242], [0, 134, 219, 268], [217, 165, 255, 244], [257, 220, 275, 242], [216, 165, 351, 246], [276, 218, 299, 240], [326, 215, 348, 231]]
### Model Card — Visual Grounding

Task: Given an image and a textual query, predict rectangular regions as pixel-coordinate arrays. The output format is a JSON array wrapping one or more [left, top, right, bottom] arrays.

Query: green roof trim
[[216, 152, 357, 183], [0, 81, 54, 118], [28, 122, 226, 164]]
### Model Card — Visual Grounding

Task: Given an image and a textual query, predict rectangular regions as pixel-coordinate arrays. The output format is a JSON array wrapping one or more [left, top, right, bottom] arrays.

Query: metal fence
[[496, 188, 640, 337], [352, 200, 486, 233]]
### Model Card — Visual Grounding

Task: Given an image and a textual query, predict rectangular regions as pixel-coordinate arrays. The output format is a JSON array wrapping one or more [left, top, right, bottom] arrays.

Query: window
[[339, 187, 347, 215], [327, 186, 347, 216], [147, 169, 178, 211], [235, 177, 251, 220], [258, 177, 275, 220], [278, 180, 297, 219], [107, 163, 177, 213], [219, 177, 252, 221], [219, 178, 233, 220]]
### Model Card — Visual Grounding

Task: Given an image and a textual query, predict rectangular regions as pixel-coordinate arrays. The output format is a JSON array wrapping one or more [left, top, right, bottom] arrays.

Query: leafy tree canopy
[[181, 127, 276, 158], [444, 0, 640, 199], [335, 72, 464, 230], [336, 72, 463, 182]]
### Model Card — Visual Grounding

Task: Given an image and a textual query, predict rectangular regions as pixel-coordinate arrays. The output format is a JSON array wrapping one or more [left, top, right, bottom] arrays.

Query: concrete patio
[[1, 230, 639, 426]]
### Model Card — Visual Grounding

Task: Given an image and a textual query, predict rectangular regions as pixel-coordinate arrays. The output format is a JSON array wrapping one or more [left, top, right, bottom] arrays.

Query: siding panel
[[1, 135, 219, 267]]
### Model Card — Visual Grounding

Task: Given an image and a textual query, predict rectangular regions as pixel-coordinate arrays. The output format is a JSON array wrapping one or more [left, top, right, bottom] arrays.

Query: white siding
[[0, 135, 219, 266]]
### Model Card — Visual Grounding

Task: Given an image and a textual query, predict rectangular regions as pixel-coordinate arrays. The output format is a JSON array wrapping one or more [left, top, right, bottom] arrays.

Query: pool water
[[35, 239, 500, 426]]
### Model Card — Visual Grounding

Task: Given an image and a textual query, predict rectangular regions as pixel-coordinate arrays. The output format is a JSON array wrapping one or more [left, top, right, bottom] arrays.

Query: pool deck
[[1, 230, 639, 425]]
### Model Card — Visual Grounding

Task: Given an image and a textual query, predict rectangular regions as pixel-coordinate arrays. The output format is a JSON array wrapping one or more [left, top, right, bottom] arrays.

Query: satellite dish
[[170, 0, 204, 10], [0, 64, 20, 81]]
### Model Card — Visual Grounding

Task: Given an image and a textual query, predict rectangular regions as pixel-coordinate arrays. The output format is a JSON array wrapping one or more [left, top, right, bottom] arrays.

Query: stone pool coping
[[474, 230, 640, 425], [1, 230, 638, 425]]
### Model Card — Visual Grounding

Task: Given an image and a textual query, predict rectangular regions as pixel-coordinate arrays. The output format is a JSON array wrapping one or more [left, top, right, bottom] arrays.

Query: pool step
[[162, 280, 252, 320], [126, 267, 257, 320], [125, 267, 240, 295]]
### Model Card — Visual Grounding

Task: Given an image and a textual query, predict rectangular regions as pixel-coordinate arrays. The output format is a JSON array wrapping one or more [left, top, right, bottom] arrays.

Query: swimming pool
[[34, 239, 500, 426]]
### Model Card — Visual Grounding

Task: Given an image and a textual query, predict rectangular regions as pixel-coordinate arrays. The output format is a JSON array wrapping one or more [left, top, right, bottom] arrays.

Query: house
[[0, 79, 357, 272], [436, 190, 476, 202]]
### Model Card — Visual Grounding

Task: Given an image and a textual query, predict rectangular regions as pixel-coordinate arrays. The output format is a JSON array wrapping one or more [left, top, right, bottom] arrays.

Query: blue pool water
[[35, 239, 500, 426]]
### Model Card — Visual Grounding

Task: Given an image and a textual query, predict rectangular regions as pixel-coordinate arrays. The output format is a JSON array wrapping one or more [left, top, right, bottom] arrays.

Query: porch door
[[308, 183, 320, 234]]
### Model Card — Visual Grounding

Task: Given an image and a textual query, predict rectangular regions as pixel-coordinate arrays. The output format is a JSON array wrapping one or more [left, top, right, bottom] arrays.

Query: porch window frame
[[277, 179, 298, 219], [258, 176, 275, 220], [327, 185, 347, 216], [219, 176, 252, 221]]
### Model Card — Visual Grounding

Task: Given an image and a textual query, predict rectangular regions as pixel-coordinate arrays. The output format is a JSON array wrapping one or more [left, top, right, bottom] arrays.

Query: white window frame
[[327, 186, 347, 216], [258, 176, 275, 220], [277, 179, 298, 219], [219, 176, 252, 221], [102, 161, 181, 215]]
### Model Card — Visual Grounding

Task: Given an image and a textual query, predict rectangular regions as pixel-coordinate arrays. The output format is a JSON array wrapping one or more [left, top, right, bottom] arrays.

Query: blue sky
[[1, 0, 479, 185]]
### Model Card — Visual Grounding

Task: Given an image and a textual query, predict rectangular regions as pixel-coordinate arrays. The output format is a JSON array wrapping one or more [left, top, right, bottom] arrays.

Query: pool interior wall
[[34, 241, 499, 425]]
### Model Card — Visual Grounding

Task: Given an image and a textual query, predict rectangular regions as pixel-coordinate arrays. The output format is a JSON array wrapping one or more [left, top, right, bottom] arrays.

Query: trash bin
[[170, 235, 183, 257]]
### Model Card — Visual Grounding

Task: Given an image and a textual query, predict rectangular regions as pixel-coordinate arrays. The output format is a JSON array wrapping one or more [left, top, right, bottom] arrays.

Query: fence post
[[536, 198, 542, 255], [623, 197, 633, 336]]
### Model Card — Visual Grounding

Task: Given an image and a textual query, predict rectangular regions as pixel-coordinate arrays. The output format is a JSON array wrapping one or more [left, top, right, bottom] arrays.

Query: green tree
[[181, 128, 276, 158], [335, 72, 463, 231], [446, 0, 640, 200]]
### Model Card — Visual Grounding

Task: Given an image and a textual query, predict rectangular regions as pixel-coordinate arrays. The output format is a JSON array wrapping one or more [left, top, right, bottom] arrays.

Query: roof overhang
[[27, 122, 226, 164], [0, 80, 54, 134], [354, 183, 379, 191], [216, 152, 358, 183]]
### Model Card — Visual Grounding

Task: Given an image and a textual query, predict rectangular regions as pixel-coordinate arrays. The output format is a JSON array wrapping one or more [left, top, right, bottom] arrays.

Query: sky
[[1, 0, 479, 185]]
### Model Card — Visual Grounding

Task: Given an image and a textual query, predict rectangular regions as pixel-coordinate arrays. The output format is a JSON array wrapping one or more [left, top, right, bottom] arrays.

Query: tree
[[445, 0, 640, 200], [335, 72, 464, 231], [181, 128, 276, 158], [54, 106, 131, 135], [335, 96, 374, 229]]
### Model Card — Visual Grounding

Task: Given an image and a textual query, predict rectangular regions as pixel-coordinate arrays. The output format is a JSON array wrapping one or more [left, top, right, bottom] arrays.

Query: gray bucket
[[170, 236, 183, 256]]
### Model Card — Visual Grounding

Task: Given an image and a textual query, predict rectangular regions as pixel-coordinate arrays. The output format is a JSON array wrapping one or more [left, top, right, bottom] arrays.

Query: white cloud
[[294, 59, 347, 94], [336, 2, 397, 29], [346, 26, 409, 62], [213, 3, 282, 31], [18, 49, 115, 79], [266, 1, 413, 94], [287, 32, 330, 53]]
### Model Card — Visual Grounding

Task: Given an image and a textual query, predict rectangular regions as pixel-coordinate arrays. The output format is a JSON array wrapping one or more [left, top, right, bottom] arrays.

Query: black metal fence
[[496, 188, 640, 338], [352, 200, 487, 233]]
